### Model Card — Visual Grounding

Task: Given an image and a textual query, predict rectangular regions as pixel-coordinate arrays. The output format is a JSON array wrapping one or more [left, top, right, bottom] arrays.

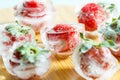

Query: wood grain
[[0, 5, 120, 80]]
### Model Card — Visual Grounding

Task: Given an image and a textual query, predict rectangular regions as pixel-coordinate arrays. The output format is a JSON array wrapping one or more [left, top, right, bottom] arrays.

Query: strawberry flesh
[[53, 24, 75, 32], [78, 3, 107, 31], [21, 0, 45, 18], [23, 0, 40, 8], [47, 24, 79, 52], [80, 47, 110, 79]]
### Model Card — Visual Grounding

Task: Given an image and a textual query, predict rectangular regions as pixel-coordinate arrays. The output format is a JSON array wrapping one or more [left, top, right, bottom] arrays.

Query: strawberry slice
[[46, 24, 79, 52], [78, 3, 107, 31]]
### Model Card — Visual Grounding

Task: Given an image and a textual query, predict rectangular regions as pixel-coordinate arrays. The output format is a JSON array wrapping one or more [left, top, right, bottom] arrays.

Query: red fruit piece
[[22, 0, 45, 18], [53, 24, 75, 32], [9, 60, 20, 67], [78, 3, 107, 31], [3, 31, 32, 46], [23, 0, 39, 8], [23, 0, 45, 10]]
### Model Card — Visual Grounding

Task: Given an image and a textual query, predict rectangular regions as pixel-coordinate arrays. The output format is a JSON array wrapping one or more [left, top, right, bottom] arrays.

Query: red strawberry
[[21, 0, 45, 18], [80, 47, 110, 79], [46, 24, 80, 52], [23, 0, 39, 8], [53, 24, 75, 32], [78, 3, 107, 31]]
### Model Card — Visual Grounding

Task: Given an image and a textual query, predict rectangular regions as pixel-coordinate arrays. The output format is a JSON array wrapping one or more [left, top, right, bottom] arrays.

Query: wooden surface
[[0, 5, 120, 80], [0, 8, 15, 24]]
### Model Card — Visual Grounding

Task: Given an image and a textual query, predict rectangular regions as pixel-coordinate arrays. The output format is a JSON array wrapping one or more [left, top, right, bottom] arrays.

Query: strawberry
[[80, 47, 110, 79], [53, 24, 75, 32], [23, 0, 39, 8], [78, 3, 107, 31], [21, 0, 45, 18], [46, 24, 80, 52]]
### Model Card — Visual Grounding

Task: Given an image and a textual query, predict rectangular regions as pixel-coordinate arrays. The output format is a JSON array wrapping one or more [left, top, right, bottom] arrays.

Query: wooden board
[[0, 5, 120, 80]]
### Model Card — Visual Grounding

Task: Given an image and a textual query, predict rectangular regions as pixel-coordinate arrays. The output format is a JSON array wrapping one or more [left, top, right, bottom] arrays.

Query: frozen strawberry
[[0, 23, 35, 57], [2, 42, 51, 79], [72, 38, 119, 80], [21, 0, 45, 18], [15, 0, 54, 33], [78, 3, 107, 31], [46, 24, 81, 52], [80, 47, 110, 79]]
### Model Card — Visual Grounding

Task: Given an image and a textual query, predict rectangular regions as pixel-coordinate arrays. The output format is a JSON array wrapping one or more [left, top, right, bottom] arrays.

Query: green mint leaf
[[79, 43, 92, 53], [6, 23, 31, 37], [103, 29, 117, 41], [79, 32, 117, 54], [16, 42, 49, 64], [118, 16, 120, 20], [112, 18, 117, 22], [101, 40, 116, 48], [109, 16, 120, 34], [80, 33, 84, 39], [80, 32, 88, 40], [98, 2, 115, 13], [79, 33, 98, 53], [115, 20, 120, 34], [107, 3, 115, 12], [98, 2, 106, 8]]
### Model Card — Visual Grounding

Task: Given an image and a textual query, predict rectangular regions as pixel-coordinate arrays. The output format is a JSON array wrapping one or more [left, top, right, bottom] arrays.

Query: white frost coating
[[72, 44, 120, 80], [2, 55, 16, 75], [13, 65, 36, 79], [35, 57, 50, 76], [0, 24, 11, 54], [0, 23, 35, 57]]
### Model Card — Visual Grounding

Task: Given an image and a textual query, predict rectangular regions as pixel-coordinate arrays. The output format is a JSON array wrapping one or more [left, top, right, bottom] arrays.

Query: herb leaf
[[101, 40, 116, 48], [80, 33, 85, 40], [79, 33, 116, 53], [107, 4, 115, 12], [6, 23, 31, 37], [103, 29, 117, 41], [16, 42, 49, 64], [80, 33, 88, 41], [98, 2, 115, 13], [98, 2, 106, 8]]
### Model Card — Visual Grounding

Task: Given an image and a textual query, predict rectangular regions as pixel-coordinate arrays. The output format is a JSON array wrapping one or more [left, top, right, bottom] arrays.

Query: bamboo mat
[[0, 5, 120, 80]]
